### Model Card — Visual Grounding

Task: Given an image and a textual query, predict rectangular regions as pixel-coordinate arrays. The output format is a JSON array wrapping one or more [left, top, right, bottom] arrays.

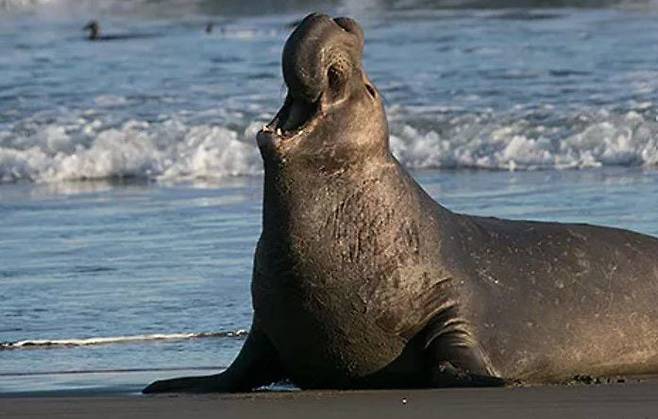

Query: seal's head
[[258, 13, 388, 173]]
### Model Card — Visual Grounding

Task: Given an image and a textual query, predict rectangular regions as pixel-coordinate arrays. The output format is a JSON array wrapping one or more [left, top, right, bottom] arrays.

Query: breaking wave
[[0, 330, 248, 350], [0, 116, 263, 183], [388, 106, 658, 171], [1, 105, 656, 184]]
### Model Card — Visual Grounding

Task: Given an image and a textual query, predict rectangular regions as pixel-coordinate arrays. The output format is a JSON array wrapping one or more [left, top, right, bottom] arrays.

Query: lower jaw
[[256, 128, 282, 151]]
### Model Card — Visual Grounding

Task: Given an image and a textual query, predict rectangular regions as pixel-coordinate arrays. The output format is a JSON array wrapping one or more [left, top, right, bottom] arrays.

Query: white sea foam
[[0, 330, 248, 350], [389, 108, 658, 171], [0, 117, 262, 183], [1, 107, 657, 184]]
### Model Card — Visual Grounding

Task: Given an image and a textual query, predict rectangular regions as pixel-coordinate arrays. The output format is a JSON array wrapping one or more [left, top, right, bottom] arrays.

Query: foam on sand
[[0, 330, 248, 350]]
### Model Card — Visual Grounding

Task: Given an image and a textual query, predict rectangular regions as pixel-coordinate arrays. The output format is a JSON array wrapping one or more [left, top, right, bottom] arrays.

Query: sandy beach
[[3, 382, 658, 419]]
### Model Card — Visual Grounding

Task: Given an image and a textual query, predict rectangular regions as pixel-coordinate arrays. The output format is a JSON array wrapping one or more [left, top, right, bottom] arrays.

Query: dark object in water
[[206, 22, 214, 34], [83, 20, 101, 40], [82, 20, 157, 42]]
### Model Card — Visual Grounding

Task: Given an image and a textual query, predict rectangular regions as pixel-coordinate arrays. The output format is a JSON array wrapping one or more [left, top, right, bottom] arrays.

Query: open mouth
[[262, 94, 321, 140]]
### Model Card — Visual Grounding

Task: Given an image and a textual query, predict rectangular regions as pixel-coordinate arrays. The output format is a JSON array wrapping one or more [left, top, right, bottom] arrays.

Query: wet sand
[[2, 382, 658, 419]]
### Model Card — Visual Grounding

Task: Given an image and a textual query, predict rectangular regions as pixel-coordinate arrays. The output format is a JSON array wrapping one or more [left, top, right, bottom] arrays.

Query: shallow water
[[1, 0, 658, 394]]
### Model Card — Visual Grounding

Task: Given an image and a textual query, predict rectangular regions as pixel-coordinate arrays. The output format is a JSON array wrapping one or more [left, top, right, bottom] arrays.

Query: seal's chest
[[254, 270, 410, 386]]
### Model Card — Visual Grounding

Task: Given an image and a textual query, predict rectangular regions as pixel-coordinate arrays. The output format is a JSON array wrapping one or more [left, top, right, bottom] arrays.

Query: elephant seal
[[144, 13, 658, 393]]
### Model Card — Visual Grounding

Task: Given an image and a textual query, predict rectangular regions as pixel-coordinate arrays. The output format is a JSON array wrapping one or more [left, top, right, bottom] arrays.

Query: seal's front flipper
[[422, 307, 505, 388], [425, 339, 507, 387], [142, 374, 227, 394], [143, 320, 285, 394], [431, 361, 506, 387]]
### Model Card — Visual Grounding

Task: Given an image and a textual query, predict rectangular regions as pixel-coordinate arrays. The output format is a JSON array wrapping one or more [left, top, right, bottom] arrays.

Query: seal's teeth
[[276, 128, 282, 136]]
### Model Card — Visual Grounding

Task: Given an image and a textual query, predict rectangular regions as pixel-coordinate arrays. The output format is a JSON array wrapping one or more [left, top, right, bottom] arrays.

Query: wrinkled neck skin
[[262, 149, 399, 238], [259, 146, 451, 277]]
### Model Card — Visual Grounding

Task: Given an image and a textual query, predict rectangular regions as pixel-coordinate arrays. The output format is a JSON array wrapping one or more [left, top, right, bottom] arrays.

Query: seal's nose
[[282, 13, 364, 103]]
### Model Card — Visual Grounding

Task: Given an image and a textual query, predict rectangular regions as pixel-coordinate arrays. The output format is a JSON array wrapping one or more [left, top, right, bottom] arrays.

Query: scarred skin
[[143, 13, 658, 394]]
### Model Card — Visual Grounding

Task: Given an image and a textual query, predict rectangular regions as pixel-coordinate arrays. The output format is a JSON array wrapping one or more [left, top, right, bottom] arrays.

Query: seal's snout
[[282, 13, 364, 103], [259, 13, 372, 150]]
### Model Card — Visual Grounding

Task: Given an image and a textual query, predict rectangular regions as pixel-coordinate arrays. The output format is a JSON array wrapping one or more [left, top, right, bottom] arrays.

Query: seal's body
[[144, 13, 658, 393]]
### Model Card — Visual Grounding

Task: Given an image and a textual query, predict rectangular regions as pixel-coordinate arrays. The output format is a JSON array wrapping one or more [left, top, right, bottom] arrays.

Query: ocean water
[[1, 0, 658, 395]]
